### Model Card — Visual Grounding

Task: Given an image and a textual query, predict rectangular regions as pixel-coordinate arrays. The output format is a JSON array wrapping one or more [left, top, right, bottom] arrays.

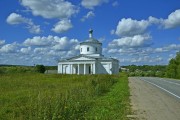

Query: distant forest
[[122, 52, 180, 79], [0, 52, 180, 79]]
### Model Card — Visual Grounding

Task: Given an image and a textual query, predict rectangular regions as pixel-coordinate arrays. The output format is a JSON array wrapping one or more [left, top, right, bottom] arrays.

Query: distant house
[[121, 67, 129, 72], [58, 29, 119, 75]]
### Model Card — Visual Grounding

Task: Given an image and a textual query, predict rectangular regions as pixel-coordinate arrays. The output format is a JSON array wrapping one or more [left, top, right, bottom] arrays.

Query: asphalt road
[[139, 77, 180, 100], [129, 77, 180, 120]]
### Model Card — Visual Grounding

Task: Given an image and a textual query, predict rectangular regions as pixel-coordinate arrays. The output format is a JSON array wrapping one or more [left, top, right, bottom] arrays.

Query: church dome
[[80, 29, 102, 56]]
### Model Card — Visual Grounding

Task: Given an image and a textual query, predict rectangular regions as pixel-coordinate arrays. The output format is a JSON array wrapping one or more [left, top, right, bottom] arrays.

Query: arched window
[[87, 47, 89, 51], [81, 48, 82, 52], [96, 47, 97, 52]]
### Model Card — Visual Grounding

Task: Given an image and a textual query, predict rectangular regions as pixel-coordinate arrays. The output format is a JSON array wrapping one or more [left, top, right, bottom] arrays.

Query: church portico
[[58, 62, 96, 75], [58, 29, 119, 75]]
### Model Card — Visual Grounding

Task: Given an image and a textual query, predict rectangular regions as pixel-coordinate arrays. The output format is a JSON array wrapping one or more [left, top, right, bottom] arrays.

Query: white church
[[58, 29, 119, 75]]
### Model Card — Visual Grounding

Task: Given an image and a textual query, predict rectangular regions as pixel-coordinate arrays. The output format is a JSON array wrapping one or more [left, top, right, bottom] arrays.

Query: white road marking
[[140, 79, 180, 99], [158, 78, 180, 86]]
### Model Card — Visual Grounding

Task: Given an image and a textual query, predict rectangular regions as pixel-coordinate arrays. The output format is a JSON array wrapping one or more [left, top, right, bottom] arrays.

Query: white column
[[91, 64, 93, 74], [70, 64, 72, 74], [71, 64, 73, 74], [59, 64, 62, 73], [78, 64, 80, 75], [109, 63, 112, 74], [61, 64, 63, 74], [93, 63, 96, 74], [84, 64, 86, 74]]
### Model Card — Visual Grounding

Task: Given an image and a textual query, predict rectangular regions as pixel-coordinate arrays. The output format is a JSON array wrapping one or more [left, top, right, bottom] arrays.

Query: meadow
[[0, 72, 130, 119]]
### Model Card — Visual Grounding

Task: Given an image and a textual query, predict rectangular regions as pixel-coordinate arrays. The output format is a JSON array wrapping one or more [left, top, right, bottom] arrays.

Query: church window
[[81, 48, 82, 52], [87, 47, 89, 51], [96, 47, 97, 51]]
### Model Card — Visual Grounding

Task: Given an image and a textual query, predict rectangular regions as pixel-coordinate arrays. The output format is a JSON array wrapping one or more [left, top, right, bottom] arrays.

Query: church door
[[75, 66, 78, 74]]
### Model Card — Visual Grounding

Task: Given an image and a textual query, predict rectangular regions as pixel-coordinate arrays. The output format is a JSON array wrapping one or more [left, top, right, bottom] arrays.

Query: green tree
[[166, 58, 177, 78], [166, 52, 180, 79], [35, 65, 46, 73], [175, 52, 180, 78]]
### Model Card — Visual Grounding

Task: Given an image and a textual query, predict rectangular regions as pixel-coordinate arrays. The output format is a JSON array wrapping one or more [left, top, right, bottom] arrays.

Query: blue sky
[[0, 0, 180, 66]]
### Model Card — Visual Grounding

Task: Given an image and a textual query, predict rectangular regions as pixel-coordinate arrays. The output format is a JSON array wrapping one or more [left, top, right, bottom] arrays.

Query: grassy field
[[0, 73, 130, 120]]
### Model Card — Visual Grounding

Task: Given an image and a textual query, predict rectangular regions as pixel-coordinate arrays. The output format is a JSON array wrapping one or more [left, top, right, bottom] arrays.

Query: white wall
[[80, 43, 102, 55], [58, 60, 119, 75]]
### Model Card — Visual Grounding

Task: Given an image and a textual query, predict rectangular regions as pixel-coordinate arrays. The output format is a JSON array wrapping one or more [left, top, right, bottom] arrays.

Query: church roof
[[59, 54, 118, 62], [80, 29, 102, 45]]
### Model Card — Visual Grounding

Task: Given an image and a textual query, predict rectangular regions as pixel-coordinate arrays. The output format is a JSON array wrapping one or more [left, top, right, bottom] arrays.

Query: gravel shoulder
[[129, 77, 180, 120]]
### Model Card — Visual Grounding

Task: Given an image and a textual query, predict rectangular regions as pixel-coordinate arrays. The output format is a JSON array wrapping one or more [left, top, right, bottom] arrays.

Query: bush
[[35, 65, 46, 73]]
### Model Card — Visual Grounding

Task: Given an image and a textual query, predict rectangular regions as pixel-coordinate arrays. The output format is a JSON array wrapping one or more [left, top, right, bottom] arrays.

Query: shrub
[[35, 65, 46, 73]]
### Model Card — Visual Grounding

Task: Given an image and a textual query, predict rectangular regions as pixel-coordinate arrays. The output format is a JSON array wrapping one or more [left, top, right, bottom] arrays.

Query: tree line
[[122, 52, 180, 79], [166, 52, 180, 79]]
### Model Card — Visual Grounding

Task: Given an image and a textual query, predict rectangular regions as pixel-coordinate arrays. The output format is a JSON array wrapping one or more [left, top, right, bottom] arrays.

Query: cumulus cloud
[[81, 0, 109, 9], [34, 47, 48, 54], [148, 9, 180, 29], [151, 44, 180, 53], [52, 37, 79, 51], [6, 13, 27, 24], [115, 18, 150, 37], [20, 47, 31, 54], [0, 40, 5, 45], [6, 13, 41, 34], [109, 34, 151, 48], [23, 35, 54, 46], [0, 35, 80, 65], [0, 43, 17, 53], [113, 9, 180, 38], [129, 56, 163, 63], [52, 19, 73, 33], [20, 0, 78, 19], [81, 11, 95, 22], [162, 9, 180, 29], [23, 35, 79, 52]]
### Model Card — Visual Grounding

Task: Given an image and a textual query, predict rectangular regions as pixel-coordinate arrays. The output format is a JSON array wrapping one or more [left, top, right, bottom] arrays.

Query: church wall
[[112, 60, 119, 74], [96, 61, 110, 74], [79, 64, 84, 74], [80, 44, 102, 55]]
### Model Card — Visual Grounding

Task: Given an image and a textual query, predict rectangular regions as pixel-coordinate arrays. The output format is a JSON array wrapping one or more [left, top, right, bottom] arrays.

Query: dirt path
[[129, 77, 180, 120]]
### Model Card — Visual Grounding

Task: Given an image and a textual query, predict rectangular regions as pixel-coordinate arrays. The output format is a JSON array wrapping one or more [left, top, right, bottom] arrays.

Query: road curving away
[[129, 77, 180, 120]]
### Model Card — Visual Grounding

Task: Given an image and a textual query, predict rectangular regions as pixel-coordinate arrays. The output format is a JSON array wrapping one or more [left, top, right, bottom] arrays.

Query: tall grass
[[85, 73, 131, 119], [0, 73, 117, 119]]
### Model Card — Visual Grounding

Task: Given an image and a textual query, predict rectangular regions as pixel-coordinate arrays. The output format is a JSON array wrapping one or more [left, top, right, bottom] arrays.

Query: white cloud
[[52, 19, 73, 33], [148, 16, 162, 24], [81, 11, 95, 22], [20, 0, 78, 19], [6, 13, 27, 24], [110, 29, 115, 35], [130, 56, 163, 63], [6, 13, 41, 34], [115, 18, 149, 37], [163, 9, 180, 29], [108, 49, 118, 54], [148, 9, 180, 29], [81, 0, 109, 9], [0, 43, 17, 53], [24, 35, 79, 52], [113, 9, 180, 38], [27, 23, 41, 34], [20, 47, 31, 54], [153, 44, 180, 53], [52, 37, 79, 51], [109, 34, 151, 48], [112, 1, 119, 7], [23, 35, 54, 46], [0, 40, 5, 45], [34, 47, 48, 54]]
